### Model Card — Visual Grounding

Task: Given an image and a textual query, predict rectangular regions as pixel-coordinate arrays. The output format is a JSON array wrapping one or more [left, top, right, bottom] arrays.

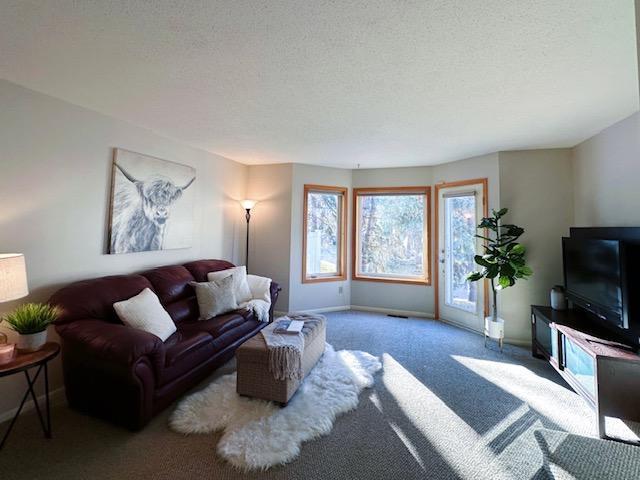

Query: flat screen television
[[562, 237, 627, 329]]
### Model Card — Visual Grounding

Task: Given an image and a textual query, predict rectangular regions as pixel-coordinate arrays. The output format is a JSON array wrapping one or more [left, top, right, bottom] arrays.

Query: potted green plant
[[1, 303, 60, 352], [467, 208, 532, 348]]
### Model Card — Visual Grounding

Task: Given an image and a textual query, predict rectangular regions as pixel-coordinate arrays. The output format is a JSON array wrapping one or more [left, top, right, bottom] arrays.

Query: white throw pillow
[[247, 274, 272, 303], [208, 266, 252, 304], [190, 275, 238, 320], [113, 288, 176, 342]]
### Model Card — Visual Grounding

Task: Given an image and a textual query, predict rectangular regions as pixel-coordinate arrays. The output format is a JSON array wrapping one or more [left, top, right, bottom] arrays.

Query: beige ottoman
[[236, 315, 326, 405]]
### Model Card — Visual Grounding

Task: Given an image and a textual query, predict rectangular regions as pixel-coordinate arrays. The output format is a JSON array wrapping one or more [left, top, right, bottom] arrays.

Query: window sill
[[352, 274, 431, 286], [302, 274, 347, 284]]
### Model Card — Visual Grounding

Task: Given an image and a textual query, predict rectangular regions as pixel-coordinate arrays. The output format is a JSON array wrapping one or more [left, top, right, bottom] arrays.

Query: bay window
[[353, 187, 430, 284]]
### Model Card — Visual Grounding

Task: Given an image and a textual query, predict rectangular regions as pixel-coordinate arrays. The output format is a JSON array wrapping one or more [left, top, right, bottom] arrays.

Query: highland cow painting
[[108, 149, 196, 254]]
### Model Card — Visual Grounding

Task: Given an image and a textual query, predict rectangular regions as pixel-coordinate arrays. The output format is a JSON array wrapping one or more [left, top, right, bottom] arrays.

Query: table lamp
[[0, 254, 29, 363]]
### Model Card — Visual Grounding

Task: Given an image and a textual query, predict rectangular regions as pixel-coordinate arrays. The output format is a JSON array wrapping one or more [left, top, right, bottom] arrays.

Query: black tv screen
[[563, 238, 623, 316], [563, 238, 622, 320]]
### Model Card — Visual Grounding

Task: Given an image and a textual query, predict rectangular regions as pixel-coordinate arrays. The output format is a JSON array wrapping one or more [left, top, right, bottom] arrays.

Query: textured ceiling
[[1, 1, 638, 168]]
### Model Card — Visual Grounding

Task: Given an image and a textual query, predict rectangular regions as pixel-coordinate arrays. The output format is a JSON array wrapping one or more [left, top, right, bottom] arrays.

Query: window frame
[[352, 186, 431, 285], [302, 184, 348, 283]]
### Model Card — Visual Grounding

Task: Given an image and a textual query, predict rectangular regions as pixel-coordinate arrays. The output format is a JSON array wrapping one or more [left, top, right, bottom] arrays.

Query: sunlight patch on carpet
[[450, 355, 595, 437], [381, 353, 516, 479]]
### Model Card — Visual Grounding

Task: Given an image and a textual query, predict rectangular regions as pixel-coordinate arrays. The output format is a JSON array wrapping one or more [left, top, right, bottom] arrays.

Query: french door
[[436, 180, 486, 332]]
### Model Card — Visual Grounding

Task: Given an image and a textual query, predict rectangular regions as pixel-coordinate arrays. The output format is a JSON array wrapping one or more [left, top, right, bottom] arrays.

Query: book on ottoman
[[273, 319, 304, 334]]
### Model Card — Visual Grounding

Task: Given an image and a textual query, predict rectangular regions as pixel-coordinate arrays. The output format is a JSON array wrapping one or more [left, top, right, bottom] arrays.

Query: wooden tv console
[[531, 305, 640, 442]]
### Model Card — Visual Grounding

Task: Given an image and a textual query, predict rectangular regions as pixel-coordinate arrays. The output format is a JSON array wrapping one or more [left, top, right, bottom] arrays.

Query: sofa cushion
[[247, 274, 272, 303], [142, 265, 195, 304], [190, 276, 238, 319], [183, 259, 235, 282], [210, 318, 263, 353], [180, 311, 251, 338], [113, 288, 177, 342], [163, 297, 200, 324], [50, 274, 154, 325], [160, 330, 215, 385], [208, 266, 252, 304]]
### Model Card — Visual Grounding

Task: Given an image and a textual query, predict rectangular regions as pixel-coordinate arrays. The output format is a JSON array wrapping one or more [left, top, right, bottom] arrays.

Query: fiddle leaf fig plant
[[467, 208, 533, 321]]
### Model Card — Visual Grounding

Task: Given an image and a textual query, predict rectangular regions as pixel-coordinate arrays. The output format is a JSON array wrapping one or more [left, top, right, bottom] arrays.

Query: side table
[[0, 342, 60, 450]]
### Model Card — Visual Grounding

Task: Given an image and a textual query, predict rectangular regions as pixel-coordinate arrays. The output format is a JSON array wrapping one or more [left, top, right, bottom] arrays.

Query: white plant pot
[[484, 317, 505, 341], [17, 331, 48, 352]]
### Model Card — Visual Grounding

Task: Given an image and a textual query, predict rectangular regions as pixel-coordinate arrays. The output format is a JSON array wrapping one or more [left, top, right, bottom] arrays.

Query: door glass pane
[[306, 192, 340, 276], [358, 194, 425, 278], [444, 194, 477, 312]]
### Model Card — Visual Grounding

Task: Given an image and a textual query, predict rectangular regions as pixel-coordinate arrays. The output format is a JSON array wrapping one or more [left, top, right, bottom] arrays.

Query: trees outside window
[[353, 187, 430, 285], [303, 185, 347, 282]]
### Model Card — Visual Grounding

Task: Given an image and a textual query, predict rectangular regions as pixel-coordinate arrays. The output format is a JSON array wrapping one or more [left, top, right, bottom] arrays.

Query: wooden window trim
[[352, 186, 431, 286], [302, 184, 348, 283]]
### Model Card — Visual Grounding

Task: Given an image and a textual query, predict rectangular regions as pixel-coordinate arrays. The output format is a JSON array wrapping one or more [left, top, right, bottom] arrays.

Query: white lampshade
[[240, 199, 258, 210], [0, 254, 29, 303]]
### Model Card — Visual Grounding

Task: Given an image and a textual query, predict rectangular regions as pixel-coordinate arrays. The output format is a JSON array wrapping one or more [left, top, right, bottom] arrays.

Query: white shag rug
[[169, 343, 381, 470]]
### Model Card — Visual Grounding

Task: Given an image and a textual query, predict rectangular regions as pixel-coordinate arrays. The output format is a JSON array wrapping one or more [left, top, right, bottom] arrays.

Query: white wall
[[498, 149, 573, 343], [572, 112, 640, 227], [246, 163, 293, 311], [0, 80, 248, 418], [288, 164, 352, 312]]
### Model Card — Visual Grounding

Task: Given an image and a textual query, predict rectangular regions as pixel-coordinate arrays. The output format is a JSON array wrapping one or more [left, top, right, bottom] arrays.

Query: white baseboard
[[275, 305, 350, 317], [438, 316, 531, 347], [350, 305, 435, 319], [0, 387, 66, 424], [295, 306, 351, 314], [279, 305, 435, 319], [503, 338, 531, 347]]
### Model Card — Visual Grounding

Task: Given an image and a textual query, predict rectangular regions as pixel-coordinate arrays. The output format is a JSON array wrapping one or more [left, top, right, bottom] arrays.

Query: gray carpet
[[0, 311, 607, 479], [534, 429, 640, 480]]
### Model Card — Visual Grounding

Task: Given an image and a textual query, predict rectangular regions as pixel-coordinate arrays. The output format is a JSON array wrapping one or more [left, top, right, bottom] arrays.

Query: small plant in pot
[[1, 303, 60, 352], [467, 208, 532, 349]]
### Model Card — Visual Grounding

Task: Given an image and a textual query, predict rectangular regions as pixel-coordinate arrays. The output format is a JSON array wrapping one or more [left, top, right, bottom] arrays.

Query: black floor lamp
[[240, 200, 257, 270]]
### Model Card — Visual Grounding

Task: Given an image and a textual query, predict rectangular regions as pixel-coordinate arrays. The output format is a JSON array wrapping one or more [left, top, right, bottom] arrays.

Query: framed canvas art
[[108, 149, 196, 254]]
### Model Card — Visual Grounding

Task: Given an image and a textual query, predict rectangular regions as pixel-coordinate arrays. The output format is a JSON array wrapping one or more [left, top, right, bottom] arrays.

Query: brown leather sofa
[[50, 259, 280, 430]]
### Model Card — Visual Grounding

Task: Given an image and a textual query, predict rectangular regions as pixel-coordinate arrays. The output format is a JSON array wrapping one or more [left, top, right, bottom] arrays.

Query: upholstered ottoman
[[236, 314, 326, 405]]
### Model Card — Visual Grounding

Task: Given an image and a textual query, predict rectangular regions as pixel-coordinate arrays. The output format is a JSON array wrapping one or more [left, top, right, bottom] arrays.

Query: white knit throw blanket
[[239, 299, 270, 322], [260, 316, 305, 381]]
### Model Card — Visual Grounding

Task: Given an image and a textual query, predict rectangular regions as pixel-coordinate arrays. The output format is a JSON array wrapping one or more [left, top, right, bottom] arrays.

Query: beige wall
[[0, 80, 248, 419], [245, 164, 293, 311], [351, 166, 434, 314], [572, 112, 640, 227], [346, 154, 500, 316], [288, 164, 352, 312], [498, 150, 573, 343]]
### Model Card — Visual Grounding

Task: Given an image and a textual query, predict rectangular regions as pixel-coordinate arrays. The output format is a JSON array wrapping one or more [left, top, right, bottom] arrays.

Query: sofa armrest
[[56, 319, 165, 372], [269, 281, 282, 322]]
